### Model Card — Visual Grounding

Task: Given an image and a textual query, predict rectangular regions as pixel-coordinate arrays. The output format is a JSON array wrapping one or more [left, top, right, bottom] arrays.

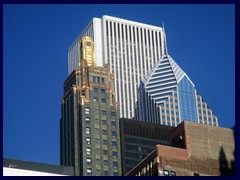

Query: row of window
[[86, 138, 117, 148], [86, 148, 117, 158], [164, 170, 176, 176], [161, 109, 179, 115], [86, 169, 118, 176], [85, 117, 116, 128], [93, 76, 105, 84], [85, 107, 116, 118]]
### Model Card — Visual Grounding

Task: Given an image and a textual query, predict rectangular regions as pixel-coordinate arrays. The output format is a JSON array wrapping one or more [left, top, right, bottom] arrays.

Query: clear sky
[[3, 4, 235, 165]]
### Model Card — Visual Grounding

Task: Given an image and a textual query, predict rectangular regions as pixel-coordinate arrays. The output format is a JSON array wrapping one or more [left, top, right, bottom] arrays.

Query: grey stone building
[[60, 37, 121, 176]]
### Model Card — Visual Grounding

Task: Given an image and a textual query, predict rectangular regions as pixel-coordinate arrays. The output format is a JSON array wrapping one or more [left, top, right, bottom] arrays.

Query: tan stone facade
[[127, 121, 235, 176]]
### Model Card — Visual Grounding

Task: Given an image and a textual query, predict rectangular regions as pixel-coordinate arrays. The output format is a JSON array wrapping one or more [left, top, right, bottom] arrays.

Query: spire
[[163, 22, 168, 56]]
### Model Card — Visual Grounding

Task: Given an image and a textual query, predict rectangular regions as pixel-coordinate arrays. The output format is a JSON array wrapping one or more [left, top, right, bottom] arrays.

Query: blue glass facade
[[178, 76, 198, 122]]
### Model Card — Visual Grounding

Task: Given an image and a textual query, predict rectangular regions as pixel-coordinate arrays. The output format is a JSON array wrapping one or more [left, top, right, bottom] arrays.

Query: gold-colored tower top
[[79, 36, 95, 67]]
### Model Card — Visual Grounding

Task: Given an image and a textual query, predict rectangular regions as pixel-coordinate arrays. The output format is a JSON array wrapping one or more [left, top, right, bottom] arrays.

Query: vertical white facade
[[68, 15, 166, 118]]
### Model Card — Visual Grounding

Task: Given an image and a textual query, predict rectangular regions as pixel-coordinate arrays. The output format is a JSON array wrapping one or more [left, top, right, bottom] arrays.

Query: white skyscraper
[[68, 15, 167, 118]]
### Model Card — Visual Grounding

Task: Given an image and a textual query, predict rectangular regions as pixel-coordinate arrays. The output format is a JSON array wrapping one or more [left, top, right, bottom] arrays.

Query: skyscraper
[[136, 54, 218, 127], [68, 15, 167, 119], [60, 36, 121, 176]]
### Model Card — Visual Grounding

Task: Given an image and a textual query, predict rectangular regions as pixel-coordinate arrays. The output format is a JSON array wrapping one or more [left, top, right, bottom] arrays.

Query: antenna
[[162, 22, 168, 56]]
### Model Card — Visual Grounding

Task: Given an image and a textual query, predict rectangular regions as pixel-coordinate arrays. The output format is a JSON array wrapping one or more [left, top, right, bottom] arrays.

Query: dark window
[[170, 171, 176, 176], [113, 162, 118, 169], [102, 130, 107, 135], [113, 172, 118, 176], [111, 112, 116, 118], [93, 76, 96, 82], [102, 110, 106, 115], [112, 151, 117, 158], [101, 89, 106, 95], [194, 173, 199, 176], [102, 140, 107, 145], [101, 98, 106, 103], [103, 160, 108, 166], [104, 171, 108, 176], [103, 150, 108, 155], [97, 77, 100, 83], [112, 131, 116, 138], [82, 90, 85, 96], [94, 97, 98, 102], [112, 141, 117, 148], [94, 88, 98, 93], [111, 121, 116, 128], [102, 120, 107, 125], [101, 78, 105, 84]]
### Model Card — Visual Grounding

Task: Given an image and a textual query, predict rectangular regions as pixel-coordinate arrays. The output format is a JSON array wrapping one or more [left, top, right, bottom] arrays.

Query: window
[[101, 98, 106, 103], [170, 171, 176, 176], [103, 150, 108, 155], [101, 89, 106, 95], [82, 90, 85, 96], [86, 138, 91, 145], [111, 121, 116, 128], [94, 88, 98, 93], [87, 42, 91, 46], [101, 78, 105, 84], [194, 173, 199, 176], [86, 117, 90, 124], [112, 131, 116, 138], [102, 140, 107, 145], [86, 127, 91, 134], [111, 112, 116, 118], [102, 110, 106, 115], [85, 107, 90, 114], [113, 151, 117, 158], [104, 171, 108, 176], [94, 97, 98, 102], [102, 130, 107, 135], [103, 160, 108, 166], [93, 76, 96, 82], [97, 77, 100, 83], [113, 172, 118, 176], [86, 148, 91, 155], [112, 141, 117, 148], [113, 162, 118, 169], [86, 158, 92, 165], [102, 120, 107, 125], [164, 170, 169, 176], [87, 168, 92, 175]]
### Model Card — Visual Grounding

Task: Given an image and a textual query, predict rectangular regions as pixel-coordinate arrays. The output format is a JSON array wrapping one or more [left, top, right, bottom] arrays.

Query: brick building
[[126, 121, 235, 176]]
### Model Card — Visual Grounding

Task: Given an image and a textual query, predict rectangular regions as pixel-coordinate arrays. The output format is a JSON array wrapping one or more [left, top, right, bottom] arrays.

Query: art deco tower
[[60, 36, 122, 176]]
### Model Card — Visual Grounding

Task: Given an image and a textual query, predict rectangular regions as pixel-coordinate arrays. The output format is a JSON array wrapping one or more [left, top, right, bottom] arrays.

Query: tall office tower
[[60, 37, 122, 176], [136, 54, 218, 127], [68, 15, 167, 118]]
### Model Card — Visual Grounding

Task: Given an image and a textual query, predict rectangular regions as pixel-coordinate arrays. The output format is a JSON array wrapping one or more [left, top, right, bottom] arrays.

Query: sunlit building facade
[[136, 54, 218, 127], [68, 15, 167, 119]]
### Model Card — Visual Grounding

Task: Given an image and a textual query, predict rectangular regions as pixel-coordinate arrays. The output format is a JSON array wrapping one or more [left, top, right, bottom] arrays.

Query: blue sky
[[3, 4, 235, 165]]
